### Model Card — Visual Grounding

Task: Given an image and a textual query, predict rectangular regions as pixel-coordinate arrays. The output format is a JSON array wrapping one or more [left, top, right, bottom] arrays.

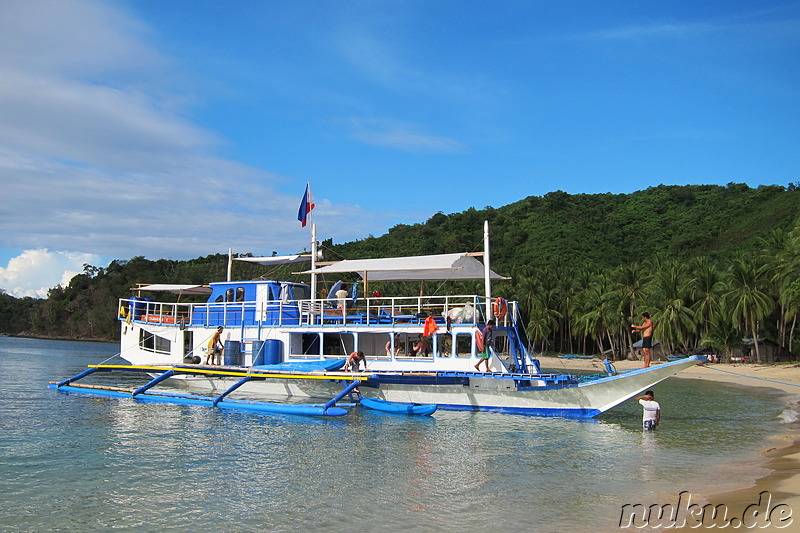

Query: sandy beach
[[541, 355, 800, 528]]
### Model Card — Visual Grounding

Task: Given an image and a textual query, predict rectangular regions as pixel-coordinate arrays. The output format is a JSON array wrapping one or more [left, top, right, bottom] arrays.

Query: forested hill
[[334, 183, 800, 272], [1, 182, 799, 343]]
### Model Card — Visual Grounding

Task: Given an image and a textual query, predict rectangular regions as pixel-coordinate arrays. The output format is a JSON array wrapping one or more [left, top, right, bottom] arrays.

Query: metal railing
[[119, 294, 517, 329]]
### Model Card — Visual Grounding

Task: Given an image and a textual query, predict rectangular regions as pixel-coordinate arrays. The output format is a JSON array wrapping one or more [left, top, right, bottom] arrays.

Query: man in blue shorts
[[632, 312, 654, 368]]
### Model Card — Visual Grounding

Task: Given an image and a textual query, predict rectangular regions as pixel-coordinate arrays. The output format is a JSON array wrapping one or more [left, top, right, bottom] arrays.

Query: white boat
[[51, 221, 704, 417]]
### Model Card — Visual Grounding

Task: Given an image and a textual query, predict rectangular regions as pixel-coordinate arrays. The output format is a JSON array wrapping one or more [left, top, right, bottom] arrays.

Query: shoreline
[[541, 355, 800, 526]]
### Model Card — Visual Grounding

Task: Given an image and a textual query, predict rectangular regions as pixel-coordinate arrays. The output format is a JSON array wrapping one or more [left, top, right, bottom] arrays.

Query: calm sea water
[[0, 336, 796, 532]]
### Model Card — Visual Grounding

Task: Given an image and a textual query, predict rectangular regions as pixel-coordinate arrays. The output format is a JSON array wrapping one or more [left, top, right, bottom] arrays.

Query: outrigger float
[[49, 360, 439, 417], [49, 220, 705, 418]]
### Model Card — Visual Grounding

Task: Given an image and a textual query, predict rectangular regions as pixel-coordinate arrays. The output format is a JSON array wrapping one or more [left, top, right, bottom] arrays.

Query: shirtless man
[[385, 333, 401, 357], [632, 312, 654, 368], [345, 351, 367, 372]]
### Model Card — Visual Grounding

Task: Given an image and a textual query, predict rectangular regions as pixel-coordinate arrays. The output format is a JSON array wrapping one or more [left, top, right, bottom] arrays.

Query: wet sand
[[542, 355, 800, 528]]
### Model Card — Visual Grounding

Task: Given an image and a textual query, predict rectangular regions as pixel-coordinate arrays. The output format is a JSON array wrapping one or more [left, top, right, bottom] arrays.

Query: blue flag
[[297, 183, 315, 227]]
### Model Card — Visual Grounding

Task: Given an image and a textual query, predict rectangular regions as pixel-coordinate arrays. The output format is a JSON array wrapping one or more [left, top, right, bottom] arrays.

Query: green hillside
[[2, 183, 799, 360], [335, 183, 799, 270]]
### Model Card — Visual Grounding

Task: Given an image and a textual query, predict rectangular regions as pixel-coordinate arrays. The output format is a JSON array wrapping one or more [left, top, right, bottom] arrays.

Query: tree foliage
[[1, 184, 798, 358]]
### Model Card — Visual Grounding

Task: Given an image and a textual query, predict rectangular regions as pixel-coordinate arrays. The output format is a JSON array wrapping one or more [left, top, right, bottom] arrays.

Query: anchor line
[[699, 365, 800, 388]]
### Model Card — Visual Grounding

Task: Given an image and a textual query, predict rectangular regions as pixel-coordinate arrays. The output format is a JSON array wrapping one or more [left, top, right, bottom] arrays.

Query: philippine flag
[[297, 183, 315, 227]]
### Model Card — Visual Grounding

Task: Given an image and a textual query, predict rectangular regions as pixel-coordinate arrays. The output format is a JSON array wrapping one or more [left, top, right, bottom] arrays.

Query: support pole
[[132, 369, 175, 397], [311, 223, 317, 305], [56, 366, 99, 387], [323, 380, 362, 410], [484, 220, 492, 320], [213, 376, 254, 406]]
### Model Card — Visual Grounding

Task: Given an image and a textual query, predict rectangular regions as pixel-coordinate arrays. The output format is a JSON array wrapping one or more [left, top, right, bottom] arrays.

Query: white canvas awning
[[133, 284, 212, 295], [300, 253, 509, 282], [234, 255, 310, 266]]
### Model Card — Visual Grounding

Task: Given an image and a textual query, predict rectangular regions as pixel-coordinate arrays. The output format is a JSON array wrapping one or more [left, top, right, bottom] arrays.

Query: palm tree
[[574, 275, 624, 359], [722, 255, 775, 363], [700, 312, 739, 362], [614, 262, 649, 358], [525, 288, 562, 355], [688, 257, 723, 343], [647, 259, 695, 354]]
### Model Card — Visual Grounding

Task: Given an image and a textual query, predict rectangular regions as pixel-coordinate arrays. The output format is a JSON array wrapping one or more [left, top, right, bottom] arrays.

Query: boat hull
[[154, 356, 704, 418]]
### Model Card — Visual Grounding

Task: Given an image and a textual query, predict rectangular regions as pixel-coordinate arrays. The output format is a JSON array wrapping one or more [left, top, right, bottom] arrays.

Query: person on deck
[[345, 351, 368, 372], [206, 326, 224, 365], [413, 334, 430, 357], [632, 312, 654, 368], [335, 284, 349, 320], [385, 333, 401, 357], [474, 320, 494, 372], [635, 390, 660, 430]]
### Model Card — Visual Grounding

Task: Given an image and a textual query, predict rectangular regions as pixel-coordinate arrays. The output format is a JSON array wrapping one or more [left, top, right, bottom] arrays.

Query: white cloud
[[347, 118, 464, 153], [0, 0, 408, 264], [0, 249, 100, 298]]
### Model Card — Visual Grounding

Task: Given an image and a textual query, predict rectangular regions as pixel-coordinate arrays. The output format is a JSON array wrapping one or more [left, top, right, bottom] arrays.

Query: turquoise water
[[0, 336, 795, 532]]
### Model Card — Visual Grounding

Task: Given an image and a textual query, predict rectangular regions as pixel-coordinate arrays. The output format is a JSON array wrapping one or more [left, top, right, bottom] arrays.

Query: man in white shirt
[[636, 390, 660, 430]]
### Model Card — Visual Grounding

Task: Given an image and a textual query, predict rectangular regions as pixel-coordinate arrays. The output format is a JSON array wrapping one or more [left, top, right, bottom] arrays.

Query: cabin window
[[322, 332, 355, 356], [225, 288, 234, 302], [436, 333, 452, 358], [235, 287, 245, 302], [293, 285, 310, 300], [140, 329, 171, 354], [454, 332, 473, 358], [268, 284, 280, 301]]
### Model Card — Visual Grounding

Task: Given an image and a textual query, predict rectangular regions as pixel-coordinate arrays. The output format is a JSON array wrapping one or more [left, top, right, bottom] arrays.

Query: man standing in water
[[635, 390, 660, 430], [632, 312, 654, 368]]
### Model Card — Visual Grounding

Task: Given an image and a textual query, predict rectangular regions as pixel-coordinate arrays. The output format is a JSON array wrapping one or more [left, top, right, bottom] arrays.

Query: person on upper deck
[[335, 284, 349, 319]]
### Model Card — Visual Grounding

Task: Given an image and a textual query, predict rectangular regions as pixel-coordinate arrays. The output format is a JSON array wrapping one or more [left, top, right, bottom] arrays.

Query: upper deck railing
[[119, 294, 517, 329]]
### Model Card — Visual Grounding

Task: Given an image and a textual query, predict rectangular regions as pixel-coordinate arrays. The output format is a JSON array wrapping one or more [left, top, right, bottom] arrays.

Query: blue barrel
[[263, 339, 283, 365], [223, 340, 242, 366], [129, 297, 152, 319], [251, 340, 265, 366]]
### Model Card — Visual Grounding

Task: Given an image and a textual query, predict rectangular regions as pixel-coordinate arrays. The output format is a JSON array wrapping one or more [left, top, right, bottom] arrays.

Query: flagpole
[[484, 220, 492, 320], [305, 181, 318, 306], [310, 221, 317, 304]]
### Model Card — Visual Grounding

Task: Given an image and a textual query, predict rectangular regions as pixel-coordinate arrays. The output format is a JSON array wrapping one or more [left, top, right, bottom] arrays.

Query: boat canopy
[[300, 253, 509, 282], [133, 284, 212, 295], [233, 254, 310, 266]]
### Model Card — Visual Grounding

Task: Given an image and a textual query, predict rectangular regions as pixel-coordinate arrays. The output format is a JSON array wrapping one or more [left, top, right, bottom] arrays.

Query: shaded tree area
[[1, 184, 798, 357]]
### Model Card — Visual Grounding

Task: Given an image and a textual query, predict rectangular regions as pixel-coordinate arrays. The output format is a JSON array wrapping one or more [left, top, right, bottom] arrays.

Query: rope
[[699, 365, 800, 388]]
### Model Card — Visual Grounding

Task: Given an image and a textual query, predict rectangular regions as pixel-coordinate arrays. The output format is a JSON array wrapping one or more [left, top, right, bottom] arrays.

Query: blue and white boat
[[51, 222, 704, 418]]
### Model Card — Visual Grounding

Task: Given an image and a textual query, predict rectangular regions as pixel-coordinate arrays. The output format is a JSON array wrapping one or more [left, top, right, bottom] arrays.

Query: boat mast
[[484, 220, 492, 320], [310, 222, 318, 303], [227, 248, 232, 282]]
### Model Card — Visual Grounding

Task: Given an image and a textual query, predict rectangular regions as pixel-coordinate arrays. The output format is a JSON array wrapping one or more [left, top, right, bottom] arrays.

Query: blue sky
[[1, 0, 799, 297]]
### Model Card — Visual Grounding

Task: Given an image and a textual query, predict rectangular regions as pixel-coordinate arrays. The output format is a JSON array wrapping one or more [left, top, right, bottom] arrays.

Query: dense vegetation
[[2, 184, 799, 360]]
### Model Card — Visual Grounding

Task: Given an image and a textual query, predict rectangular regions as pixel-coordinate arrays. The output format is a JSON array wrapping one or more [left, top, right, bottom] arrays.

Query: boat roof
[[233, 254, 310, 266], [300, 252, 509, 281], [133, 284, 213, 295]]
